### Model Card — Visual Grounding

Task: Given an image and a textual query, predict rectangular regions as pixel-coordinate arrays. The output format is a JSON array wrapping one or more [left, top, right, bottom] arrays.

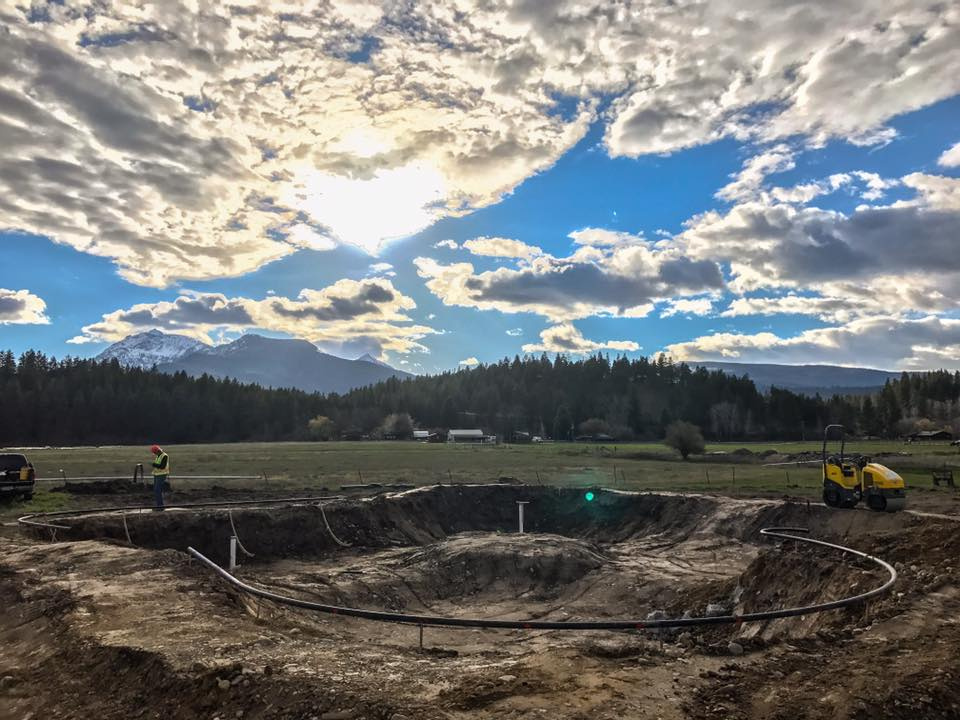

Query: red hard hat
[[150, 444, 161, 454]]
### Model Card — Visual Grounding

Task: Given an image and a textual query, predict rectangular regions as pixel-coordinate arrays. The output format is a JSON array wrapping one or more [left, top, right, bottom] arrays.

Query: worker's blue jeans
[[153, 474, 167, 510]]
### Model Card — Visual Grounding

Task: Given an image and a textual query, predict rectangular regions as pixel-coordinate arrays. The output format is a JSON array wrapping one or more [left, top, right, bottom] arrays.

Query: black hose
[[187, 526, 897, 631]]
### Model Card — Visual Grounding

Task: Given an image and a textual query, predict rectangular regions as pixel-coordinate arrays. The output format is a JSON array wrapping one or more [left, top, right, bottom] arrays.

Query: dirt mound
[[51, 478, 150, 494], [0, 557, 427, 720]]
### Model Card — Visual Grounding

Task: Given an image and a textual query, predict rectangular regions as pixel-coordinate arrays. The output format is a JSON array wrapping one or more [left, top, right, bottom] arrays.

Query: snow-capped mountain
[[97, 331, 412, 393], [96, 329, 206, 369], [158, 334, 412, 394]]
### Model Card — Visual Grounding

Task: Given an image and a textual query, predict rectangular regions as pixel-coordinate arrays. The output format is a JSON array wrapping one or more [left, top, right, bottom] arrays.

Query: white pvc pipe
[[229, 536, 237, 572], [517, 501, 529, 533]]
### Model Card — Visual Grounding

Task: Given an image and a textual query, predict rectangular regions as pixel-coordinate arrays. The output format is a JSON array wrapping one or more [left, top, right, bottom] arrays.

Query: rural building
[[447, 429, 493, 444], [414, 430, 440, 442], [907, 429, 953, 442]]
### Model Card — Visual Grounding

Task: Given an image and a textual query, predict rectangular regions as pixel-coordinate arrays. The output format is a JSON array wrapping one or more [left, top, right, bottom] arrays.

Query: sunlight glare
[[291, 164, 447, 254]]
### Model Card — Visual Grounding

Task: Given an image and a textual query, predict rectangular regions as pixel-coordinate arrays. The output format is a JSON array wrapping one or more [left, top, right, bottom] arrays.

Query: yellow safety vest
[[152, 452, 170, 476]]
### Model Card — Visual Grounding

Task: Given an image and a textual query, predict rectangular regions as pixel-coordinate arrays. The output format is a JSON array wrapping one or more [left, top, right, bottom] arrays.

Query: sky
[[1, 0, 959, 374]]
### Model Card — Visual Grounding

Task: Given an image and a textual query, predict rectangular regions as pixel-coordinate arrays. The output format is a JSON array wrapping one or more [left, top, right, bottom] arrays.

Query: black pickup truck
[[0, 453, 35, 500]]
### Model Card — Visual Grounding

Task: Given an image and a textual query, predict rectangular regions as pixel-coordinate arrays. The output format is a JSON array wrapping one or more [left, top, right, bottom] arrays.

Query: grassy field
[[5, 439, 958, 498]]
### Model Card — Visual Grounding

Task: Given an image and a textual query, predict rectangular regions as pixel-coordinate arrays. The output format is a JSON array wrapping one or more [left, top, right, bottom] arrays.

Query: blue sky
[[2, 2, 960, 372]]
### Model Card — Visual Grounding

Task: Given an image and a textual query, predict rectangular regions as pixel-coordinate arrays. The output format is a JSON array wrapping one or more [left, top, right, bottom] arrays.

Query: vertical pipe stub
[[229, 536, 238, 572], [516, 501, 530, 534]]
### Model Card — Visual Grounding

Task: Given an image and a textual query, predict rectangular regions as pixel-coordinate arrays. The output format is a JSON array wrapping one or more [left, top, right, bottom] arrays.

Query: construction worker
[[149, 444, 169, 510]]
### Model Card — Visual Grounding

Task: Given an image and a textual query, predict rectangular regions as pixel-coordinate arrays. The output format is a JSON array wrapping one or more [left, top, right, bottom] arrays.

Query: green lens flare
[[585, 491, 595, 502]]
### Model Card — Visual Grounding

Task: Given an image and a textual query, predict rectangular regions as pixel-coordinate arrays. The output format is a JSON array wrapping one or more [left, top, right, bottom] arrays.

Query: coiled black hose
[[187, 526, 896, 631]]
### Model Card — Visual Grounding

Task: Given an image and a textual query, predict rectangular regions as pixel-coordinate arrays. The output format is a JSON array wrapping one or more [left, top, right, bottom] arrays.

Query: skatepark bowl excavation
[[5, 484, 960, 720]]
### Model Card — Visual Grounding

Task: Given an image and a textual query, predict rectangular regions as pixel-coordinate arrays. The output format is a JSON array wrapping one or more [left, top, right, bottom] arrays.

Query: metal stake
[[229, 536, 238, 572]]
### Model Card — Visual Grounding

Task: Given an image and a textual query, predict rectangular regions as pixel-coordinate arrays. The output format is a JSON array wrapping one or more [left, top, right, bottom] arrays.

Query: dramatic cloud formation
[[680, 173, 960, 304], [69, 279, 434, 358], [605, 2, 960, 156], [415, 230, 723, 321], [521, 323, 639, 355], [651, 170, 960, 366], [2, 1, 957, 287], [0, 288, 49, 325]]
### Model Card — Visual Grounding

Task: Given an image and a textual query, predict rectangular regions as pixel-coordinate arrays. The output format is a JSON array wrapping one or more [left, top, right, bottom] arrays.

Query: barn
[[447, 429, 492, 444]]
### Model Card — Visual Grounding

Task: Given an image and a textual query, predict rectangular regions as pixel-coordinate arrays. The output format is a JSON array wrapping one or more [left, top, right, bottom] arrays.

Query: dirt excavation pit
[[6, 485, 960, 720]]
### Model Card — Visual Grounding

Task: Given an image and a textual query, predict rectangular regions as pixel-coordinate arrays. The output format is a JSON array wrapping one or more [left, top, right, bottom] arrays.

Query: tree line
[[1, 349, 959, 446]]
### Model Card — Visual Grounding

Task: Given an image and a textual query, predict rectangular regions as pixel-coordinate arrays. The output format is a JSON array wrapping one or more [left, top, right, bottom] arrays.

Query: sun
[[290, 163, 447, 254]]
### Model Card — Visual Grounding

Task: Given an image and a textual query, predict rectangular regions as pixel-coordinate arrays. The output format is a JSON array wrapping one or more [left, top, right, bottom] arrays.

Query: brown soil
[[3, 485, 960, 720]]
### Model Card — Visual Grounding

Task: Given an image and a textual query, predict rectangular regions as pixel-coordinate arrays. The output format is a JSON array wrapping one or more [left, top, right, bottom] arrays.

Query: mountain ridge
[[95, 329, 206, 369], [98, 330, 412, 394], [694, 360, 901, 395]]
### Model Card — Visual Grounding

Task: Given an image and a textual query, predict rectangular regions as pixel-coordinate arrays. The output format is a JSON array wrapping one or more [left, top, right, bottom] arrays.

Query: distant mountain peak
[[96, 329, 206, 370], [356, 352, 392, 368], [154, 333, 412, 394]]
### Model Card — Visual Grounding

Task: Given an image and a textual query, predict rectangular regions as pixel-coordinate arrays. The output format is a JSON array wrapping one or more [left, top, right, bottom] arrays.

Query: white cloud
[[285, 224, 338, 252], [0, 288, 49, 325], [770, 173, 851, 204], [716, 145, 795, 202], [459, 356, 480, 367], [368, 262, 395, 277], [677, 173, 960, 310], [69, 279, 435, 356], [2, 2, 957, 286], [506, 328, 524, 336], [463, 237, 541, 259], [605, 2, 960, 157], [661, 298, 714, 318], [850, 171, 899, 201], [720, 295, 877, 323], [433, 240, 460, 250], [522, 322, 639, 354], [939, 141, 960, 168], [415, 231, 721, 321], [665, 316, 960, 370], [717, 153, 900, 205]]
